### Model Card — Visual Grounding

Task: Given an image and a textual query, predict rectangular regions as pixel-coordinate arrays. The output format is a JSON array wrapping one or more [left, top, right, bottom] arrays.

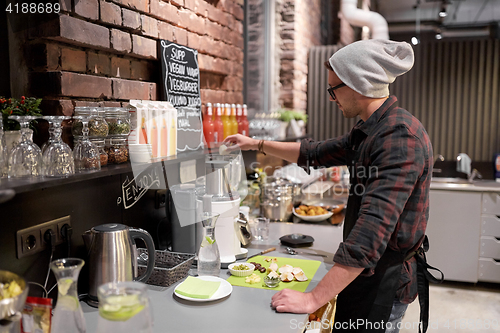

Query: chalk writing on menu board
[[159, 40, 203, 152], [118, 164, 162, 209]]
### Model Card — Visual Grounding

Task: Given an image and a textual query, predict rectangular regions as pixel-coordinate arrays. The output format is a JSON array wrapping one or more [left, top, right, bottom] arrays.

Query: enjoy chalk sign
[[159, 40, 203, 151]]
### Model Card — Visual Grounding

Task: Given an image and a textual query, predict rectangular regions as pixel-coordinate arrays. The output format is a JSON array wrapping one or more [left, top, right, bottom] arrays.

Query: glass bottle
[[50, 258, 86, 333], [229, 103, 239, 135], [213, 103, 224, 144], [96, 281, 153, 333], [197, 212, 221, 277], [203, 103, 215, 146], [221, 103, 231, 140]]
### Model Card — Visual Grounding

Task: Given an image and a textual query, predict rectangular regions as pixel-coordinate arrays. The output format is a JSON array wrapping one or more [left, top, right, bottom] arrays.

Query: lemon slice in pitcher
[[99, 294, 145, 322]]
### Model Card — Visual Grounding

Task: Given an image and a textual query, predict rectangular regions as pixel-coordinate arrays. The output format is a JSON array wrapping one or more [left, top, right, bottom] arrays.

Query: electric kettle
[[82, 223, 155, 307]]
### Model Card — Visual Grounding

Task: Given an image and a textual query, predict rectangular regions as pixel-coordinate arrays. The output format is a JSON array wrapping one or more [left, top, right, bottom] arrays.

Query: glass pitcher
[[50, 258, 86, 333], [197, 212, 221, 277], [96, 281, 153, 333]]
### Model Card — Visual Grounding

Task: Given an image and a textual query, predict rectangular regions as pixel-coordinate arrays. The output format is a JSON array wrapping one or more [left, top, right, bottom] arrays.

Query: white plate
[[174, 276, 233, 302], [293, 208, 333, 222]]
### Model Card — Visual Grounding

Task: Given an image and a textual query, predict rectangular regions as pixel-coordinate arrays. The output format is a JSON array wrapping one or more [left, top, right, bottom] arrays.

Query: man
[[224, 39, 433, 333]]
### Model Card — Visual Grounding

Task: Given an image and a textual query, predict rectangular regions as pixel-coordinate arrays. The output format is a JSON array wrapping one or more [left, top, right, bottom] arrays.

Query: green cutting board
[[227, 256, 322, 292]]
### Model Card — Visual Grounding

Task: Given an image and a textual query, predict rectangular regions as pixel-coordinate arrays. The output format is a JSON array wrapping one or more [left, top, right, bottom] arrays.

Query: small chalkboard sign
[[159, 40, 203, 152]]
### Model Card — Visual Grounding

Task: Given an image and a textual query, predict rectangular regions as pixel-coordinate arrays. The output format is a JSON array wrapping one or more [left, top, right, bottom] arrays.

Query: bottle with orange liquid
[[203, 103, 215, 147], [222, 103, 231, 140], [229, 103, 239, 135], [241, 104, 250, 137], [236, 104, 244, 135], [213, 103, 224, 144]]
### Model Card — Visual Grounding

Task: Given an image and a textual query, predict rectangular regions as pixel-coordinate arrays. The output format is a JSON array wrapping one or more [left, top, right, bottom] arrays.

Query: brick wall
[[10, 0, 244, 117], [279, 0, 322, 111]]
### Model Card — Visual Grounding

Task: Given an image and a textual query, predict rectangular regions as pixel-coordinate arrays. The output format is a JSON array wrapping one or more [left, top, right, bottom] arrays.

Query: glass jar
[[72, 107, 109, 138], [105, 137, 129, 164], [91, 138, 108, 167], [104, 107, 131, 136]]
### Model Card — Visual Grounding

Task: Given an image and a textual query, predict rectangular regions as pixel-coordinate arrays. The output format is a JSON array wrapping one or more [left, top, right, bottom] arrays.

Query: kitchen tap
[[433, 154, 445, 174], [468, 168, 483, 183]]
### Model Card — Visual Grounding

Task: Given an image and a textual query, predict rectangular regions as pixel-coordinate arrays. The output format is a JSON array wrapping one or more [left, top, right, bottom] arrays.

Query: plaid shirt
[[298, 96, 433, 304]]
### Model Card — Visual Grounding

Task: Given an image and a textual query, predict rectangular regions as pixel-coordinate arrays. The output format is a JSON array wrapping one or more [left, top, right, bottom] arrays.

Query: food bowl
[[0, 270, 29, 320], [228, 263, 255, 277], [293, 207, 333, 222], [264, 275, 280, 288]]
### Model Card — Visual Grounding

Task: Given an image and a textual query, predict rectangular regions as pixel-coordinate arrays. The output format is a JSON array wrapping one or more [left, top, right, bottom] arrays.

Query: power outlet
[[155, 190, 167, 209], [16, 216, 71, 259]]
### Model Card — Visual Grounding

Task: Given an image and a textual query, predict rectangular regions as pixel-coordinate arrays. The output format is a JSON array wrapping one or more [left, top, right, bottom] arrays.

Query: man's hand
[[271, 289, 320, 314], [223, 134, 259, 152]]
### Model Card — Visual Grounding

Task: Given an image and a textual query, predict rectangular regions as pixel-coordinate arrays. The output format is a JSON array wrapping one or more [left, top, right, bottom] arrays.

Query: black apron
[[332, 149, 443, 333]]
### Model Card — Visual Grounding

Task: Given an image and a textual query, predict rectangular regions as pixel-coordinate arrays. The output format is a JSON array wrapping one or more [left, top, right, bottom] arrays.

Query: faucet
[[468, 169, 483, 183], [433, 154, 445, 174], [456, 153, 482, 182]]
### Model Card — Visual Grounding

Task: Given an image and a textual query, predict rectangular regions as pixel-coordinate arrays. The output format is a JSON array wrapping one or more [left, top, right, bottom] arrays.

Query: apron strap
[[415, 235, 444, 333]]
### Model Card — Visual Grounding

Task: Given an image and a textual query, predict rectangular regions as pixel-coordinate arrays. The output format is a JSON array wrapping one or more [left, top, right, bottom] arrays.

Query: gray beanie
[[329, 39, 414, 98]]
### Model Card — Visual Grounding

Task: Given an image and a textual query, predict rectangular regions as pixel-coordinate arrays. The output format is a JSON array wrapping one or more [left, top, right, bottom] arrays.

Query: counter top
[[431, 179, 500, 192], [81, 222, 343, 333]]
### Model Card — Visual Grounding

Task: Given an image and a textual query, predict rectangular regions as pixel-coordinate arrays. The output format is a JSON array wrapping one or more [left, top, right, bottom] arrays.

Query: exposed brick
[[178, 9, 205, 35], [130, 60, 151, 80], [111, 57, 131, 78], [200, 89, 225, 104], [45, 15, 110, 49], [184, 0, 208, 17], [87, 52, 111, 75], [26, 43, 60, 70], [221, 75, 242, 91], [219, 26, 231, 44], [100, 1, 122, 25], [113, 0, 149, 13], [61, 47, 86, 72], [110, 29, 132, 53], [75, 0, 99, 20], [102, 101, 122, 107], [40, 99, 74, 116], [122, 8, 141, 30], [159, 21, 174, 41], [73, 101, 102, 107], [206, 5, 225, 25], [206, 20, 223, 41], [186, 31, 201, 50], [198, 53, 213, 72], [170, 0, 184, 7], [150, 83, 157, 100], [60, 0, 71, 12], [150, 0, 178, 23], [141, 15, 159, 38], [132, 35, 157, 58], [171, 26, 187, 46], [61, 72, 112, 98], [233, 3, 244, 21], [112, 78, 151, 99]]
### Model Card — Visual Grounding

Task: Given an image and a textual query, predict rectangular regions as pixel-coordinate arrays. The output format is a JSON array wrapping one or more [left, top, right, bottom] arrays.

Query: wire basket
[[137, 249, 195, 288]]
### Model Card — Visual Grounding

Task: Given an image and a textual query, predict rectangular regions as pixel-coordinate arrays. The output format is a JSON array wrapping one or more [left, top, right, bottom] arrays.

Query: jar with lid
[[90, 138, 108, 167], [105, 137, 129, 164], [72, 107, 109, 138], [104, 107, 131, 136]]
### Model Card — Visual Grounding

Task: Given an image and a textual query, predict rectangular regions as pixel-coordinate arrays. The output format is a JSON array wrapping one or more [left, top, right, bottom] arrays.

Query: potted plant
[[1, 96, 43, 152], [277, 108, 308, 138]]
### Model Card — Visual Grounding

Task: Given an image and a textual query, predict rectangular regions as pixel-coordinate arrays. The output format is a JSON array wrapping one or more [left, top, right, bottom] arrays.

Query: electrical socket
[[16, 216, 71, 259], [155, 190, 167, 209]]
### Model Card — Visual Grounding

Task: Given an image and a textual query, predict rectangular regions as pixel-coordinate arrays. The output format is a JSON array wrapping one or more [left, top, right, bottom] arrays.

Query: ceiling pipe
[[341, 0, 389, 39]]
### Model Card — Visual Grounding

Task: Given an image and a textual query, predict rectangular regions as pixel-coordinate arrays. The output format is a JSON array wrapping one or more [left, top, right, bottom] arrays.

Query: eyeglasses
[[327, 83, 347, 100]]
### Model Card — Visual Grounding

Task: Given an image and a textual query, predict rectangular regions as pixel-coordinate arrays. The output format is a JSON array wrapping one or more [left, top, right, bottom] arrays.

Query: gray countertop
[[81, 222, 344, 333], [431, 179, 500, 192]]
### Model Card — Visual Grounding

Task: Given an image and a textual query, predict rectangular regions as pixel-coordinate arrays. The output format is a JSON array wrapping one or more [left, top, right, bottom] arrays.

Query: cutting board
[[227, 256, 321, 292]]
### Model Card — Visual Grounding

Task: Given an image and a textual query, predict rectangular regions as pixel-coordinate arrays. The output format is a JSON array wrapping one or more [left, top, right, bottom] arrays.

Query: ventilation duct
[[341, 0, 389, 39]]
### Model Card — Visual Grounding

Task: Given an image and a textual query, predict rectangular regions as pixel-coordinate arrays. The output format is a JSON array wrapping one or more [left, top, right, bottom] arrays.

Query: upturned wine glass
[[7, 115, 42, 178], [42, 116, 74, 177]]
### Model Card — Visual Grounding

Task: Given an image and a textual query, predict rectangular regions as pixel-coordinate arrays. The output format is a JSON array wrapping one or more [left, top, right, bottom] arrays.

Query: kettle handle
[[129, 228, 156, 283]]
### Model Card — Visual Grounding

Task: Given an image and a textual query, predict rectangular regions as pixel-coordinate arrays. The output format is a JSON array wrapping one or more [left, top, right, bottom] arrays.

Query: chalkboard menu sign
[[159, 40, 203, 152]]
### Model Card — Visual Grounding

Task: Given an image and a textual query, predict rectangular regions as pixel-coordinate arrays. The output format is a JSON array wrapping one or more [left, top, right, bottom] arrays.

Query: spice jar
[[104, 107, 131, 136], [90, 138, 108, 167], [105, 137, 129, 164], [72, 107, 109, 138]]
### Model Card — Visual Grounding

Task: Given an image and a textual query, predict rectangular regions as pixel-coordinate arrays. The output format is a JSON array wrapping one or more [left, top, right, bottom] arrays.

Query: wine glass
[[42, 116, 74, 177], [73, 116, 100, 173], [7, 116, 42, 178]]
